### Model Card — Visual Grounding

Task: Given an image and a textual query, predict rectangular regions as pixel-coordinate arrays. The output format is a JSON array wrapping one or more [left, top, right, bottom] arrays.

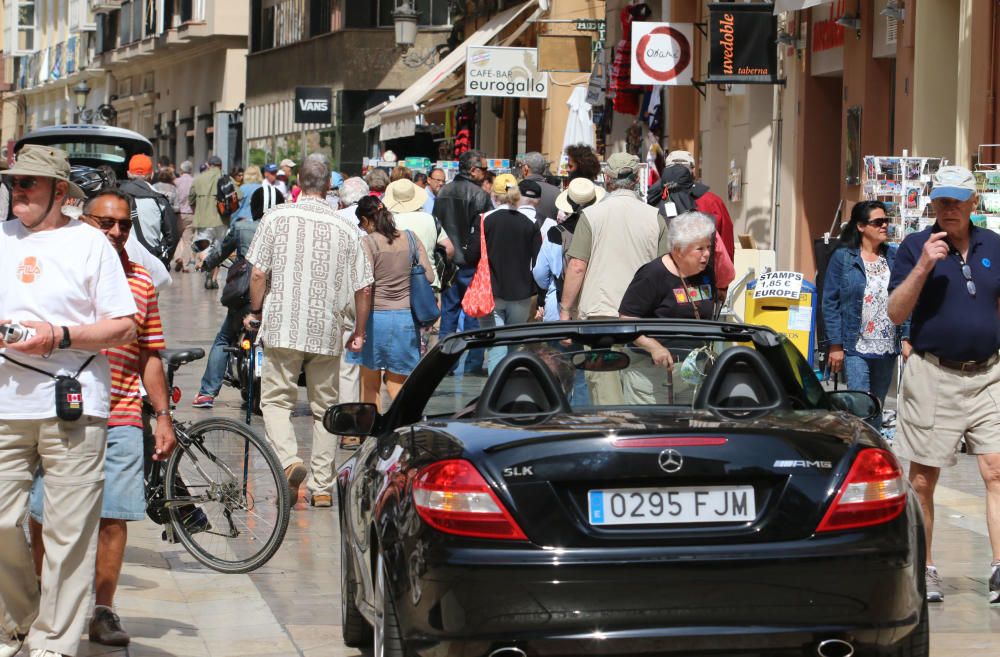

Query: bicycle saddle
[[162, 348, 206, 368]]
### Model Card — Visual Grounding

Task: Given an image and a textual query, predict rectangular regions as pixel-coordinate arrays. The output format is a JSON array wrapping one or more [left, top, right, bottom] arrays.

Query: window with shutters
[[4, 0, 37, 56]]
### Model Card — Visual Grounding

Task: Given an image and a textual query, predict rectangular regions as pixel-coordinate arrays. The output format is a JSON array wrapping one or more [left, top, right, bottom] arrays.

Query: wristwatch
[[58, 326, 72, 350], [155, 409, 171, 418]]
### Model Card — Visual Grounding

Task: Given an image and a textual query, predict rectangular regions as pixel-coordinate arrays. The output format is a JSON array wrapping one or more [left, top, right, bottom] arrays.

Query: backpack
[[126, 181, 178, 267], [216, 174, 239, 220]]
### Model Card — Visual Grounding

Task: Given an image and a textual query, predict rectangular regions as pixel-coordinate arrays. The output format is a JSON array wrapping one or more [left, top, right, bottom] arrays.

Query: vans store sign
[[294, 87, 332, 124], [707, 4, 780, 84], [465, 47, 549, 99]]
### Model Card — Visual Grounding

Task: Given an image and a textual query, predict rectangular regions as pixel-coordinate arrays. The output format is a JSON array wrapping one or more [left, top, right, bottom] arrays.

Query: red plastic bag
[[461, 214, 495, 318]]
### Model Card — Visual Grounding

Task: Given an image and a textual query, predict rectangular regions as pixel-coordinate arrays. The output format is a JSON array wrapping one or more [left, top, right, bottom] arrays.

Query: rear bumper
[[393, 513, 923, 657]]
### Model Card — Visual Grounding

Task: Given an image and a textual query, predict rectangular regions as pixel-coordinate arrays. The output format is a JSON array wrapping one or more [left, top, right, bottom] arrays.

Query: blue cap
[[330, 171, 344, 189], [263, 163, 279, 174]]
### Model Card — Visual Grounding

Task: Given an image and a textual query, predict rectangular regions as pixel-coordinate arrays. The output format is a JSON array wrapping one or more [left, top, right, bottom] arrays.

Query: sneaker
[[30, 651, 66, 657], [89, 606, 130, 646], [311, 493, 333, 508], [990, 561, 1000, 603], [285, 463, 308, 506], [926, 566, 944, 602], [191, 394, 214, 409], [0, 633, 23, 657]]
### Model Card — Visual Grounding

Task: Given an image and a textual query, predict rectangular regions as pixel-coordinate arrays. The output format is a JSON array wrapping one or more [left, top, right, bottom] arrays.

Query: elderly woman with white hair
[[618, 211, 720, 404]]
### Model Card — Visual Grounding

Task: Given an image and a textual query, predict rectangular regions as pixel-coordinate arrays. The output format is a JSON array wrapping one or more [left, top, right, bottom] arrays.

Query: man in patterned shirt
[[245, 155, 372, 508], [29, 188, 176, 647]]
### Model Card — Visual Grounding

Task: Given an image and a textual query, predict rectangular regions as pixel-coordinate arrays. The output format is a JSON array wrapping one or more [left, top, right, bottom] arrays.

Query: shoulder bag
[[462, 213, 495, 318], [220, 257, 252, 309], [405, 231, 441, 327]]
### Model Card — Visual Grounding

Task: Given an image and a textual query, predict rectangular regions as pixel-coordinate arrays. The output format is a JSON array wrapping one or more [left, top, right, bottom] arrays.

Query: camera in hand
[[0, 322, 35, 344]]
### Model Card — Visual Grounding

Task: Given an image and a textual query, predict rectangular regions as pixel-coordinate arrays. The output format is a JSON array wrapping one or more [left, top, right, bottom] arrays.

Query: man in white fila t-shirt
[[0, 145, 138, 657]]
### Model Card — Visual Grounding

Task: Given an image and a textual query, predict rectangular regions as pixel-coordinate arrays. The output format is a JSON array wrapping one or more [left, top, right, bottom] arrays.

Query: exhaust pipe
[[816, 638, 854, 657], [488, 649, 527, 657]]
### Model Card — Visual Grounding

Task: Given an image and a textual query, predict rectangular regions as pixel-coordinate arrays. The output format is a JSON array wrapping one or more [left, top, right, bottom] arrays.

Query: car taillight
[[413, 460, 527, 541], [817, 448, 906, 533]]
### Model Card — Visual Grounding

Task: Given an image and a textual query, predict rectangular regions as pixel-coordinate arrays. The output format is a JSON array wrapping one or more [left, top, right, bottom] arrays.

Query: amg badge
[[773, 460, 833, 469]]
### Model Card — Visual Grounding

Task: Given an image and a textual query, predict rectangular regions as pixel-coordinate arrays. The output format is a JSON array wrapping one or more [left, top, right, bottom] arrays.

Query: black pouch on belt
[[54, 375, 85, 421]]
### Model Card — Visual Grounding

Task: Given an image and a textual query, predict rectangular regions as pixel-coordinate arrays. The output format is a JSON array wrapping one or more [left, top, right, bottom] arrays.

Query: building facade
[[244, 0, 459, 173], [644, 0, 1000, 274], [1, 0, 247, 169]]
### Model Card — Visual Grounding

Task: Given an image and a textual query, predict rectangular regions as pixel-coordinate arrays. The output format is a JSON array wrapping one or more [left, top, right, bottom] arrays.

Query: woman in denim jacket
[[823, 201, 911, 416]]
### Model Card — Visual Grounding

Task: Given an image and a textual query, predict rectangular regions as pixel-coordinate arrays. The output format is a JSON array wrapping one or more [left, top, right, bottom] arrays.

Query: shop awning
[[363, 101, 390, 133], [377, 1, 538, 141]]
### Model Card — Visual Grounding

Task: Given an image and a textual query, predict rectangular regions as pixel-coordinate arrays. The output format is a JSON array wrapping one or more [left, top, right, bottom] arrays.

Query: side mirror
[[323, 403, 380, 437], [827, 390, 882, 423]]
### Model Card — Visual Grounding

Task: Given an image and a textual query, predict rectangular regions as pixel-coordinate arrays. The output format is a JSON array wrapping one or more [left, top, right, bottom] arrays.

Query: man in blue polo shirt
[[888, 165, 1000, 605]]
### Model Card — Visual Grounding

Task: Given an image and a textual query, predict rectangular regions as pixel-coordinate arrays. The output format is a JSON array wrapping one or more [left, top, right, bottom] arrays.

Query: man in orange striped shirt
[[30, 188, 176, 648]]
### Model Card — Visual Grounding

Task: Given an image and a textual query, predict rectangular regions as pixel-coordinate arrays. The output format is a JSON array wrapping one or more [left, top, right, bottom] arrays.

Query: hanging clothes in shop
[[563, 86, 595, 153], [453, 103, 476, 158], [608, 3, 651, 116]]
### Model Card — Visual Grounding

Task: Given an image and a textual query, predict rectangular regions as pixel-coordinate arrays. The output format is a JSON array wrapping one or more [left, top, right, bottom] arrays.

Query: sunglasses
[[960, 263, 977, 296], [863, 218, 890, 228], [10, 176, 41, 190], [87, 215, 133, 232]]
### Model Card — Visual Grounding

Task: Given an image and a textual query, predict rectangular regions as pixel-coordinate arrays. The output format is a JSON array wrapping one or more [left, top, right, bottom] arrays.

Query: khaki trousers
[[174, 213, 194, 267], [0, 416, 106, 657], [260, 346, 341, 495]]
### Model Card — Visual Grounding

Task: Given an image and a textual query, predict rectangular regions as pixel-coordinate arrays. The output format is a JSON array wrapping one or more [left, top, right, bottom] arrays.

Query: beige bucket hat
[[383, 178, 429, 214], [3, 145, 85, 199]]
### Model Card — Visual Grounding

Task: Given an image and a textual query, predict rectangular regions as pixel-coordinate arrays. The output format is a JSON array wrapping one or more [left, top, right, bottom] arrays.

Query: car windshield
[[420, 328, 826, 419]]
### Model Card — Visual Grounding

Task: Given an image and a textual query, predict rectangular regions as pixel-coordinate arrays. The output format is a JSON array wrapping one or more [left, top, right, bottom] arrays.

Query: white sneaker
[[31, 650, 66, 657], [0, 634, 22, 657]]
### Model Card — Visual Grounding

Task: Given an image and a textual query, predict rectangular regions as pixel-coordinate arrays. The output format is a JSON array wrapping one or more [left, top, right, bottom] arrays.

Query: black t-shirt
[[466, 208, 542, 301], [619, 257, 715, 319]]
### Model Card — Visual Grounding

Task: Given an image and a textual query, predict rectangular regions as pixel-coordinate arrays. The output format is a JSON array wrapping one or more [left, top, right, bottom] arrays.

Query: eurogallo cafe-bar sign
[[707, 3, 780, 84], [465, 46, 549, 99]]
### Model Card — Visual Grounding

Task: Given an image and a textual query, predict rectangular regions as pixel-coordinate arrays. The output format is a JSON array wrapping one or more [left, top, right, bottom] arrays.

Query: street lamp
[[73, 79, 92, 122], [393, 1, 419, 49]]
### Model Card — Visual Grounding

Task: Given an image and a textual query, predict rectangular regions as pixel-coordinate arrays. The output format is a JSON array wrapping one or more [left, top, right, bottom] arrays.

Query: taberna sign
[[294, 87, 332, 124], [465, 46, 549, 99], [707, 4, 780, 84]]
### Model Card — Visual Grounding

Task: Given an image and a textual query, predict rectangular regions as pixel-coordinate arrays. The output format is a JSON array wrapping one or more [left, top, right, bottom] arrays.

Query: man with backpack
[[532, 178, 605, 321], [188, 156, 233, 290], [119, 155, 178, 268]]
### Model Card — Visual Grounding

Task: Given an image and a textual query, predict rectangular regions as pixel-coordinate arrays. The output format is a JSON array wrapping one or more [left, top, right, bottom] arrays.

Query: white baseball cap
[[666, 150, 696, 167], [279, 158, 296, 169], [929, 165, 977, 202]]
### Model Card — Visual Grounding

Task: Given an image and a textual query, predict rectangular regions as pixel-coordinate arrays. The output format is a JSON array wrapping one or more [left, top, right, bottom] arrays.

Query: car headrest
[[474, 351, 571, 420], [693, 346, 787, 417]]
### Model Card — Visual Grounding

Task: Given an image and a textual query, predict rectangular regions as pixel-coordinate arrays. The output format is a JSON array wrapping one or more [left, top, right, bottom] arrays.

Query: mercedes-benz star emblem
[[658, 448, 683, 474]]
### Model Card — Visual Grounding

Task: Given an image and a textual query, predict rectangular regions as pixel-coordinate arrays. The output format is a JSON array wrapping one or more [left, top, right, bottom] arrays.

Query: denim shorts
[[31, 424, 146, 522], [354, 309, 421, 375]]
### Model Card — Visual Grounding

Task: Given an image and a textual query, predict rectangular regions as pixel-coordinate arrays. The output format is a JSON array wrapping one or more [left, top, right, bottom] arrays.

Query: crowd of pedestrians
[[2, 133, 999, 657]]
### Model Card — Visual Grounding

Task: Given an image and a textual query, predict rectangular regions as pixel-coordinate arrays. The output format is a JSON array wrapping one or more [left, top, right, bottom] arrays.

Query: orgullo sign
[[465, 46, 549, 99], [294, 87, 332, 124], [707, 4, 779, 84], [629, 22, 694, 86]]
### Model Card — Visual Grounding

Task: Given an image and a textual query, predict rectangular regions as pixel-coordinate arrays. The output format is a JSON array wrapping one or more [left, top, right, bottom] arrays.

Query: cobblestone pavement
[[54, 273, 1000, 656]]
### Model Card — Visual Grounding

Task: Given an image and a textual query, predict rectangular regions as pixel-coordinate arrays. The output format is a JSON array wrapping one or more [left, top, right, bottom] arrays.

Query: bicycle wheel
[[164, 418, 290, 573]]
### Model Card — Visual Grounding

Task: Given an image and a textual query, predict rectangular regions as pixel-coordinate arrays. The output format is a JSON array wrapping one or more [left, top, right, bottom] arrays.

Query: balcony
[[88, 0, 122, 14]]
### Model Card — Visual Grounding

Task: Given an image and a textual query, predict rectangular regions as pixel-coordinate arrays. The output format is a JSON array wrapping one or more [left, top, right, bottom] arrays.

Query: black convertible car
[[327, 320, 926, 657]]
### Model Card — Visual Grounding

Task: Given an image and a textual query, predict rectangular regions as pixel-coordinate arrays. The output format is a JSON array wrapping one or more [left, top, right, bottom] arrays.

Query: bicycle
[[143, 347, 290, 574], [222, 327, 262, 425]]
